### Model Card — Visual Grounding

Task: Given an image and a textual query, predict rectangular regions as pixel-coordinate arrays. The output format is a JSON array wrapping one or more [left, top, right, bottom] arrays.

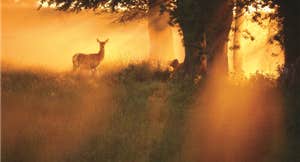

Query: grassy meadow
[[1, 63, 197, 162], [2, 63, 300, 162]]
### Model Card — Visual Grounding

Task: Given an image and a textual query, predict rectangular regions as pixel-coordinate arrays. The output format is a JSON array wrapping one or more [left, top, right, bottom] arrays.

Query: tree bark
[[277, 0, 300, 67], [207, 0, 233, 76], [183, 38, 201, 75], [172, 0, 233, 76], [181, 21, 204, 76]]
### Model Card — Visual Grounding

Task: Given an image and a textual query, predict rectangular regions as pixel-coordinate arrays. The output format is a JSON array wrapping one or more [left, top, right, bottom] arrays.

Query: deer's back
[[73, 53, 101, 69]]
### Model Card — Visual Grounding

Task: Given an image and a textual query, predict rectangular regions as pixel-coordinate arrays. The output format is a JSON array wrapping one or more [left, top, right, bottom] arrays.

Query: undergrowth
[[2, 63, 300, 162]]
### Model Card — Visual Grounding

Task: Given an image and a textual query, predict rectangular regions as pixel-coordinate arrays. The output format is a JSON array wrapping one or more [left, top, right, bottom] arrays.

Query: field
[[2, 63, 300, 162]]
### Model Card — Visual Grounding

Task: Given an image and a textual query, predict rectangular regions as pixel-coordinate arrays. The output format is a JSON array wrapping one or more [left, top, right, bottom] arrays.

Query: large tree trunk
[[182, 35, 202, 75], [181, 19, 204, 76], [207, 0, 233, 76], [148, 0, 175, 63], [175, 1, 206, 76], [277, 0, 300, 67], [174, 0, 233, 76]]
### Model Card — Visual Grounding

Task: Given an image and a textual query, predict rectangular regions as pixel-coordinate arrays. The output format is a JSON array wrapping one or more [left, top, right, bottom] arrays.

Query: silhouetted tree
[[275, 0, 300, 67], [165, 0, 233, 75]]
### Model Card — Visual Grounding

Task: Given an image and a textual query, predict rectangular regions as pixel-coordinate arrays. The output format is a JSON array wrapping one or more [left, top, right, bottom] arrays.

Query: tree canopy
[[39, 0, 160, 22]]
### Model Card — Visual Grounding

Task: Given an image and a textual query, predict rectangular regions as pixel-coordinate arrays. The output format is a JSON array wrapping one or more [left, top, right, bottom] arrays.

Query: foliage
[[39, 0, 159, 22], [1, 64, 197, 162]]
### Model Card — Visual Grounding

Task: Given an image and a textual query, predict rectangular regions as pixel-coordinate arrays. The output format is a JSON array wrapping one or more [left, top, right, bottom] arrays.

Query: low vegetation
[[2, 63, 300, 162]]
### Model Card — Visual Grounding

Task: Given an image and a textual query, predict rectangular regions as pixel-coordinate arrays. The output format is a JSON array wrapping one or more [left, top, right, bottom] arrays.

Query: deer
[[72, 38, 109, 72]]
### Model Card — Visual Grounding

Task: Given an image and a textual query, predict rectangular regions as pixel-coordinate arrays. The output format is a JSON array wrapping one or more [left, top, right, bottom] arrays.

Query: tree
[[166, 0, 233, 75], [275, 0, 300, 67], [39, 0, 175, 63]]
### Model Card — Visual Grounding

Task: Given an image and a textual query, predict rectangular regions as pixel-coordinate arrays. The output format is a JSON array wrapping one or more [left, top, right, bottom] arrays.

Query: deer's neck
[[98, 46, 105, 57]]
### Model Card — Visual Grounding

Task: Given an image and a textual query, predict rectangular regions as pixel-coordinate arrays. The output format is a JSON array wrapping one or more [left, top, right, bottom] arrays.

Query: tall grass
[[2, 63, 197, 162], [2, 63, 300, 162]]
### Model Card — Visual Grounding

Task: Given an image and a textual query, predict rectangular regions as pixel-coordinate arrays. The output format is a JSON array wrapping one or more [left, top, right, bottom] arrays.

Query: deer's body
[[73, 52, 104, 70], [73, 39, 108, 71]]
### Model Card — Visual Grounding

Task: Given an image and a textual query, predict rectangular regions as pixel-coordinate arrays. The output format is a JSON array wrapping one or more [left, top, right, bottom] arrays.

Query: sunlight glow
[[228, 2, 284, 78], [2, 3, 184, 72], [37, 1, 56, 8], [247, 4, 275, 14]]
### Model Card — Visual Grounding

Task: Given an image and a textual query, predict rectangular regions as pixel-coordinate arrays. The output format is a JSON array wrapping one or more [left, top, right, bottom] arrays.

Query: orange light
[[228, 2, 284, 78]]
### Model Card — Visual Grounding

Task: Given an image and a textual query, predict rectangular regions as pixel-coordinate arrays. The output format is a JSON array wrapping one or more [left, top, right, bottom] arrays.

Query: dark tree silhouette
[[165, 0, 233, 75], [275, 0, 300, 67]]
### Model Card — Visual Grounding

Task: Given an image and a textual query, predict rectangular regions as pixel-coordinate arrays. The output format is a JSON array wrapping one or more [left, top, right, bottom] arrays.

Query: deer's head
[[97, 38, 109, 48]]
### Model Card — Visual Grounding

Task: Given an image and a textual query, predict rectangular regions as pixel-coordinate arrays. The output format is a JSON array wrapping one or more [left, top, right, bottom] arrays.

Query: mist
[[1, 1, 184, 71]]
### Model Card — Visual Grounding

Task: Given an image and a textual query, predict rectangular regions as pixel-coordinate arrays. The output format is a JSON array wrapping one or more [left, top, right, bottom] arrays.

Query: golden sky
[[1, 0, 184, 71], [1, 0, 283, 76]]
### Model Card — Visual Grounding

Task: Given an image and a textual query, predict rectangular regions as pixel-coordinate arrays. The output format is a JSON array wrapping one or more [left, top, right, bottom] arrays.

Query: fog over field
[[1, 0, 184, 71]]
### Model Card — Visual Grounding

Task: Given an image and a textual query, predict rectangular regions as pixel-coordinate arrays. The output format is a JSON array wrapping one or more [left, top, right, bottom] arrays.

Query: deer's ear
[[105, 39, 109, 43], [96, 38, 100, 42]]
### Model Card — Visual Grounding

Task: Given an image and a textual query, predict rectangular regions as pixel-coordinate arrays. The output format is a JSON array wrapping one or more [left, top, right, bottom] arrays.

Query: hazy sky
[[1, 0, 184, 71], [1, 0, 283, 76]]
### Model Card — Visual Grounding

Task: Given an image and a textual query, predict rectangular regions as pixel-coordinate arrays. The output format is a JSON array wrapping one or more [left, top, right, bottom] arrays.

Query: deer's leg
[[72, 65, 77, 71], [72, 64, 79, 73], [89, 65, 95, 75]]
